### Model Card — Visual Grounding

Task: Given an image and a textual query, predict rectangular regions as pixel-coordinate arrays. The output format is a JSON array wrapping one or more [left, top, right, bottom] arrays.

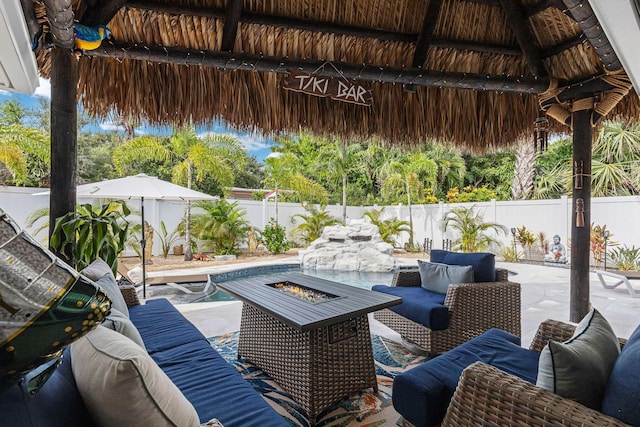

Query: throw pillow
[[102, 308, 146, 349], [81, 258, 129, 317], [71, 325, 200, 427], [429, 250, 496, 282], [0, 210, 111, 387], [417, 260, 474, 294], [536, 309, 620, 409], [601, 324, 640, 425]]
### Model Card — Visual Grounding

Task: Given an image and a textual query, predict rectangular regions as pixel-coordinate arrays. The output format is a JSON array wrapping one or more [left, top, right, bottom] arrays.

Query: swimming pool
[[196, 268, 397, 303]]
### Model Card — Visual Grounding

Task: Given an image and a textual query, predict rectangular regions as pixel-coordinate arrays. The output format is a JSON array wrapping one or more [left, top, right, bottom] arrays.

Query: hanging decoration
[[533, 113, 549, 152], [284, 69, 373, 106], [576, 198, 585, 227]]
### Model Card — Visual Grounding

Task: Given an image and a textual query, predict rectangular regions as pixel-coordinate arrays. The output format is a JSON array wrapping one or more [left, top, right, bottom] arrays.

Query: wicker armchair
[[373, 268, 520, 355], [442, 319, 629, 427]]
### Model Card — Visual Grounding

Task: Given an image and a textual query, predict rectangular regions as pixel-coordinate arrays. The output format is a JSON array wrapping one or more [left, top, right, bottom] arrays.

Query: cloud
[[197, 130, 272, 152], [0, 89, 10, 96], [32, 78, 51, 99], [99, 121, 125, 132]]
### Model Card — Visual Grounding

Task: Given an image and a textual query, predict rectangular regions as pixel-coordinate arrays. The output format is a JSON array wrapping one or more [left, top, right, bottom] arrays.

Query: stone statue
[[143, 221, 153, 264], [544, 234, 567, 264], [248, 226, 257, 254]]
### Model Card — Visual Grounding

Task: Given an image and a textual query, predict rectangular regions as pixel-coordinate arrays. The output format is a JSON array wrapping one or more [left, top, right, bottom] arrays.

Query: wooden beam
[[127, 1, 521, 56], [525, 0, 566, 18], [80, 0, 127, 26], [19, 0, 41, 42], [412, 0, 444, 69], [541, 34, 585, 58], [49, 47, 78, 263], [44, 0, 75, 49], [220, 0, 243, 51], [563, 0, 622, 71], [570, 108, 592, 322], [539, 75, 615, 108], [499, 0, 547, 77], [86, 43, 550, 93]]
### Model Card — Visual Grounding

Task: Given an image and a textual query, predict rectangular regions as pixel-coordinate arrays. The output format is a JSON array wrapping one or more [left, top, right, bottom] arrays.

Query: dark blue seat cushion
[[430, 250, 496, 282], [132, 299, 288, 427], [602, 324, 640, 425], [0, 348, 93, 427], [372, 285, 449, 330], [393, 328, 539, 427]]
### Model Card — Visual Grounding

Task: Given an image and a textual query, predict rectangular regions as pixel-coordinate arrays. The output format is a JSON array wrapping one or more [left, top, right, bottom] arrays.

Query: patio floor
[[163, 261, 640, 346]]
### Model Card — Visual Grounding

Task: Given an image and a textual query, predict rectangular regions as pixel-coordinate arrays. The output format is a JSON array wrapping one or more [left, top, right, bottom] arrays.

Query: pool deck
[[144, 260, 640, 347]]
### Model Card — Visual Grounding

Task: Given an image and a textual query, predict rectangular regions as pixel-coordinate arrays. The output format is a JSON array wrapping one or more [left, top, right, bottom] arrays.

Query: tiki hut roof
[[29, 0, 640, 150]]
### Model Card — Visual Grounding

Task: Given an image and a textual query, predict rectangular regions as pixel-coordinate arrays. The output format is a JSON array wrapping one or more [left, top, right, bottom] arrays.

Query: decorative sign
[[284, 70, 373, 106]]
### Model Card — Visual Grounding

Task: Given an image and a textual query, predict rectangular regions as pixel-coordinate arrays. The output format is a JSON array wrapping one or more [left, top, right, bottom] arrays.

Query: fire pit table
[[215, 272, 402, 425]]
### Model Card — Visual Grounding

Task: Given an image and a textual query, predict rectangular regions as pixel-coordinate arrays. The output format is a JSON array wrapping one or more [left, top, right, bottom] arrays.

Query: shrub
[[609, 245, 640, 271], [261, 219, 290, 254]]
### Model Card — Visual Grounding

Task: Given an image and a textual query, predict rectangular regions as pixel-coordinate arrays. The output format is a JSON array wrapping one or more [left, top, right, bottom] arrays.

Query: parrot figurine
[[74, 24, 112, 50]]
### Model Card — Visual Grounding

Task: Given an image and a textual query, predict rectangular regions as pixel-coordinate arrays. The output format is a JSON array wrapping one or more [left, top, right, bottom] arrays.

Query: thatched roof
[[30, 0, 640, 150]]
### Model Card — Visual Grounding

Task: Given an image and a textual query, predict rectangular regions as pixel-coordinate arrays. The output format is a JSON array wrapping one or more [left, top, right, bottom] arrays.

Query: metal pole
[[141, 197, 146, 299]]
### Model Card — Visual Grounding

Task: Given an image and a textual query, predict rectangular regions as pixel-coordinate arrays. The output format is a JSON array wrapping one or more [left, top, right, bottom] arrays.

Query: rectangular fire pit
[[216, 272, 402, 425], [265, 281, 339, 303]]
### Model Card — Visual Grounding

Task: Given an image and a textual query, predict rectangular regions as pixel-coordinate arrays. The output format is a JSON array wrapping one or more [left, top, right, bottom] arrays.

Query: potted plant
[[158, 220, 181, 258]]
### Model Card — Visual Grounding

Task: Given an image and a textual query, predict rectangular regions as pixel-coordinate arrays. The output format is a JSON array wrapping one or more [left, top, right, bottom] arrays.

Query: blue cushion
[[153, 341, 288, 427], [602, 324, 640, 425], [430, 250, 496, 282], [129, 298, 206, 353], [372, 285, 449, 330], [393, 328, 539, 427], [0, 347, 94, 427], [418, 260, 474, 294]]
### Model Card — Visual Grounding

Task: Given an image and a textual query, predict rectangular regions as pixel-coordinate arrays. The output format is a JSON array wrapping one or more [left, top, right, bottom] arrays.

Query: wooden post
[[49, 47, 78, 264], [570, 108, 592, 322]]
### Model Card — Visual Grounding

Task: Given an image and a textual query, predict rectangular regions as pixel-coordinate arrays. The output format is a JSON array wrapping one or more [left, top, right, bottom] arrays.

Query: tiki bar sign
[[284, 70, 373, 106]]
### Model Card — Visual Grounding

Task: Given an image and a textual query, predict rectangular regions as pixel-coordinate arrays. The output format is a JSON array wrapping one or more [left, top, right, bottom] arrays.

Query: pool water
[[197, 269, 396, 303]]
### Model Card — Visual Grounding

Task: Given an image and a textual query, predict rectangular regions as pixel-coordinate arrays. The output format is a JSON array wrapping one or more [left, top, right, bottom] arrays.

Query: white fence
[[2, 185, 639, 256]]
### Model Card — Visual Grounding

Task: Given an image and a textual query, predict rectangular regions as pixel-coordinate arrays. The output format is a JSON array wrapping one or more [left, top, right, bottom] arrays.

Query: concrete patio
[[164, 261, 640, 346]]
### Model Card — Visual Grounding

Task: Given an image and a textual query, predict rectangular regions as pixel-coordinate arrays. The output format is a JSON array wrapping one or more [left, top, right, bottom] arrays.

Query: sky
[[0, 78, 277, 162]]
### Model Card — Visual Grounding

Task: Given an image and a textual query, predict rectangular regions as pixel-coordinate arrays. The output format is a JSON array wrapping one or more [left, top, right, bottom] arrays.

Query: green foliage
[[157, 220, 180, 258], [446, 186, 497, 203], [515, 225, 536, 259], [363, 207, 410, 247], [464, 151, 515, 201], [443, 206, 507, 253], [261, 219, 290, 254], [608, 245, 640, 271], [291, 204, 340, 244], [49, 201, 131, 276], [501, 245, 521, 262], [188, 199, 251, 255]]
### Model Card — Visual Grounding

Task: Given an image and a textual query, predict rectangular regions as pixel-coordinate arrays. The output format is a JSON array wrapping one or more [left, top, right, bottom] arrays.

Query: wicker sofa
[[0, 281, 288, 427], [372, 251, 520, 355]]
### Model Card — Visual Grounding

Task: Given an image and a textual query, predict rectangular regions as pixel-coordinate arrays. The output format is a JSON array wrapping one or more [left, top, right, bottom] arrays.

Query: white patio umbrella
[[38, 174, 217, 297]]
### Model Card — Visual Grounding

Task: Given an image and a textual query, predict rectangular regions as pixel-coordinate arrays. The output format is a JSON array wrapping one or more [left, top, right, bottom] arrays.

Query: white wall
[[2, 186, 639, 256]]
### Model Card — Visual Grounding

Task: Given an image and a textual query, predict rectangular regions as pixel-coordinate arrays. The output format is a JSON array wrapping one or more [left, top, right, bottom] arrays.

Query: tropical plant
[[0, 124, 50, 186], [188, 199, 251, 256], [446, 186, 498, 203], [442, 206, 507, 253], [501, 245, 521, 262], [515, 226, 536, 260], [263, 151, 329, 206], [157, 220, 181, 258], [48, 201, 131, 276], [261, 219, 290, 254], [318, 140, 363, 223], [537, 231, 549, 254], [290, 204, 340, 244], [608, 245, 640, 271], [363, 207, 411, 247], [590, 223, 616, 266]]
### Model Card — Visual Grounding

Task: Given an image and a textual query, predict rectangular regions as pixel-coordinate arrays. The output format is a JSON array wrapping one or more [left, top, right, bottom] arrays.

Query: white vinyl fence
[[2, 185, 639, 257]]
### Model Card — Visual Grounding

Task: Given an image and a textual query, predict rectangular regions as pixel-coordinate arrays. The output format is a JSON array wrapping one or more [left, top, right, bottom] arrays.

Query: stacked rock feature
[[300, 220, 396, 271]]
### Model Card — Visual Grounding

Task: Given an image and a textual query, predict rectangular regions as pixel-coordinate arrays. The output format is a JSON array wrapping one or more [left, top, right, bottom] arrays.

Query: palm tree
[[381, 152, 438, 247], [590, 121, 640, 196], [511, 138, 537, 200], [291, 204, 340, 244], [318, 139, 363, 223], [0, 124, 50, 186], [188, 199, 251, 256], [112, 127, 237, 260], [426, 144, 466, 198], [443, 206, 507, 252], [363, 207, 411, 247]]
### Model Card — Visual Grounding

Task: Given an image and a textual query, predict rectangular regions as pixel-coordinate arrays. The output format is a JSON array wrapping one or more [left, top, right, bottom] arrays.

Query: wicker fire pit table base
[[238, 304, 377, 424], [215, 273, 402, 425]]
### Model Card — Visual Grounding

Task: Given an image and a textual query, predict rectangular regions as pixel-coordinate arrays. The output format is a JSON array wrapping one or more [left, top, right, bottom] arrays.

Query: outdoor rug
[[208, 332, 427, 427]]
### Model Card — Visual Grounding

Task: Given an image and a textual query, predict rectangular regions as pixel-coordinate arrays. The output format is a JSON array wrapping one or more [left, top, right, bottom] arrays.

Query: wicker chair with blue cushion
[[372, 250, 520, 355]]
